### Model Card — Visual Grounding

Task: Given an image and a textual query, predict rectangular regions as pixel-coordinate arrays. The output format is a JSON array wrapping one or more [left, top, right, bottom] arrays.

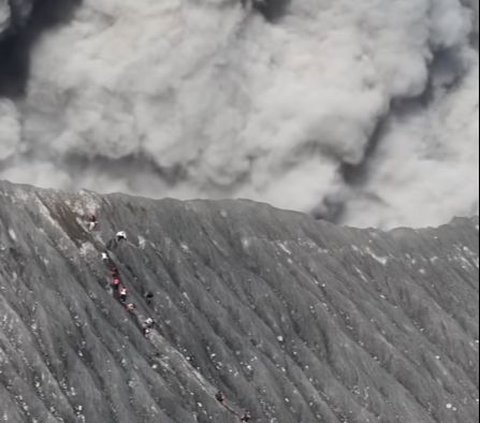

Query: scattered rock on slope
[[0, 180, 478, 422]]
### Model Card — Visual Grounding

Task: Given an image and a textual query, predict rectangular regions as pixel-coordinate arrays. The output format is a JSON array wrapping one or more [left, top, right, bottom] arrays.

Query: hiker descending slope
[[112, 276, 121, 291], [110, 266, 120, 278], [240, 411, 252, 421], [215, 391, 226, 404], [106, 230, 128, 250], [215, 390, 251, 421], [87, 214, 98, 231], [119, 286, 128, 303], [141, 317, 155, 336], [116, 231, 127, 242], [144, 291, 154, 305], [101, 252, 117, 272]]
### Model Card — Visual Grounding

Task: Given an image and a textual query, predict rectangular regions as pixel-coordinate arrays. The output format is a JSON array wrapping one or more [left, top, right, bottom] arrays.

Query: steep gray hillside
[[0, 180, 478, 423]]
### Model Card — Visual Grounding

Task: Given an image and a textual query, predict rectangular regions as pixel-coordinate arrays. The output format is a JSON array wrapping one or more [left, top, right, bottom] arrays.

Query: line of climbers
[[100, 235, 155, 337], [216, 391, 252, 422], [85, 212, 253, 421]]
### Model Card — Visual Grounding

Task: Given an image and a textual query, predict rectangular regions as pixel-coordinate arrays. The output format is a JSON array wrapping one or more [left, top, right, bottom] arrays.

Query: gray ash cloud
[[0, 0, 80, 96], [0, 0, 478, 229]]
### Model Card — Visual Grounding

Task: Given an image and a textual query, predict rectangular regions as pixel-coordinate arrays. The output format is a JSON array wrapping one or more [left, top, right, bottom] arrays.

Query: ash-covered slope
[[0, 181, 478, 423]]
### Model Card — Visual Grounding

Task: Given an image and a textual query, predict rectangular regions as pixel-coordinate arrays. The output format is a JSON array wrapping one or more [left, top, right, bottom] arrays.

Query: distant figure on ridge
[[110, 267, 120, 278], [116, 231, 127, 242], [215, 391, 226, 404], [144, 291, 154, 305], [87, 214, 98, 231], [240, 411, 252, 421], [107, 230, 127, 250]]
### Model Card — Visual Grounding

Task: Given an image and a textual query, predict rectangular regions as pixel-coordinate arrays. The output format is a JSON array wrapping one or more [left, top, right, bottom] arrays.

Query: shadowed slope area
[[0, 181, 478, 422]]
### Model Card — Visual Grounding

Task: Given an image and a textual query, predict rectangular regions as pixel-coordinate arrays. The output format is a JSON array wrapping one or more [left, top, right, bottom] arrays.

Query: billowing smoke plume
[[0, 0, 478, 228]]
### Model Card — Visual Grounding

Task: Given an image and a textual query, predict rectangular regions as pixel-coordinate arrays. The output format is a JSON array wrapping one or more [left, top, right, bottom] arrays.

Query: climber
[[110, 267, 120, 278], [87, 214, 98, 231], [116, 231, 127, 242], [102, 253, 117, 273], [126, 303, 136, 313], [240, 411, 252, 422], [215, 391, 226, 404], [119, 286, 128, 303], [141, 317, 155, 336], [144, 291, 154, 305], [112, 277, 121, 291], [106, 231, 127, 250]]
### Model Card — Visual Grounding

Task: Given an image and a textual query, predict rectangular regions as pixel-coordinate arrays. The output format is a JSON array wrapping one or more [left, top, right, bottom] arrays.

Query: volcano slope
[[0, 181, 478, 423]]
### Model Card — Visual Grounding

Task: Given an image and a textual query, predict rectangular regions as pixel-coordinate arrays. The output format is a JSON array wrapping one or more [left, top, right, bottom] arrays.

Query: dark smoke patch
[[323, 41, 474, 225], [310, 194, 345, 222], [0, 0, 81, 98], [63, 151, 190, 188], [340, 115, 389, 189], [243, 0, 291, 23]]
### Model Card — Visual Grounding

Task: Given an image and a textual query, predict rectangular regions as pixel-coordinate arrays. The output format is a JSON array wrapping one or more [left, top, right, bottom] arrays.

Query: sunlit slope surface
[[0, 181, 478, 423]]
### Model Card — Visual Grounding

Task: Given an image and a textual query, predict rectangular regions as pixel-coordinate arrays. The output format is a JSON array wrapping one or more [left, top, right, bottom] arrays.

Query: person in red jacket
[[112, 277, 121, 291]]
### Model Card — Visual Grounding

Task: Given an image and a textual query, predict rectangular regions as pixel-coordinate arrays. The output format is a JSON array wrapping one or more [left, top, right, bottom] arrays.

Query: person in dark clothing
[[102, 253, 118, 274], [215, 391, 225, 404], [106, 231, 127, 250], [115, 231, 127, 242], [144, 291, 154, 305], [240, 411, 252, 422]]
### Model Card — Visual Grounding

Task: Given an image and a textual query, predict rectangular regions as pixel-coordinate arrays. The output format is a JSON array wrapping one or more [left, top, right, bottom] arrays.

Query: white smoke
[[0, 3, 9, 33], [0, 0, 478, 228], [0, 99, 20, 160], [344, 56, 479, 228]]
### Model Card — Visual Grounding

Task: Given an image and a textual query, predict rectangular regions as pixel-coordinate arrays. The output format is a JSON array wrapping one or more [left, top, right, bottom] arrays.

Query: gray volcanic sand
[[0, 181, 478, 422]]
